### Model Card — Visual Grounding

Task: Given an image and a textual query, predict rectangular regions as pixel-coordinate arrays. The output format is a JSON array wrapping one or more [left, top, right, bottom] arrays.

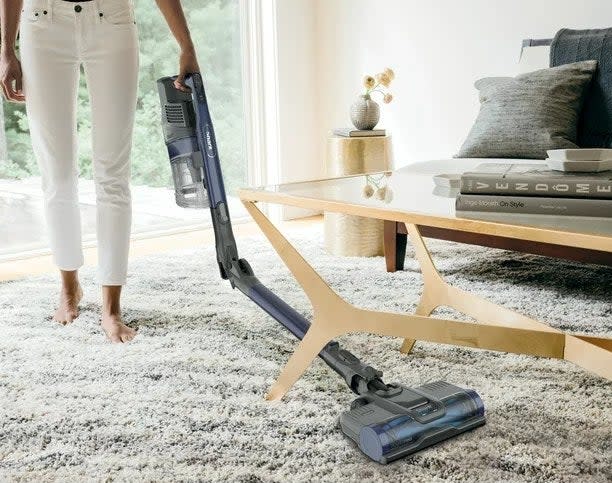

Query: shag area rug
[[0, 226, 611, 482]]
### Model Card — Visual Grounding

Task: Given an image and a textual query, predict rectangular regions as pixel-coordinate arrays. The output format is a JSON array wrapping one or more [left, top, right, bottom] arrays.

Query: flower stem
[[365, 173, 386, 188], [365, 82, 383, 96]]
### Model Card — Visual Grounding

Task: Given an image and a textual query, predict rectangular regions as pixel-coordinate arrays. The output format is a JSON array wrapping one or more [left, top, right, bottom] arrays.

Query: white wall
[[274, 0, 321, 183], [307, 0, 612, 171]]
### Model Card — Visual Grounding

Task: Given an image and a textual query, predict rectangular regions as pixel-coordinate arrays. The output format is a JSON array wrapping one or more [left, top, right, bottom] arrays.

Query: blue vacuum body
[[156, 72, 486, 464]]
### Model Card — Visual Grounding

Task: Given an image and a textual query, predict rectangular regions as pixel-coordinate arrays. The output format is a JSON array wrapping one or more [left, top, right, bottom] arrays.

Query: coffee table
[[238, 169, 612, 400]]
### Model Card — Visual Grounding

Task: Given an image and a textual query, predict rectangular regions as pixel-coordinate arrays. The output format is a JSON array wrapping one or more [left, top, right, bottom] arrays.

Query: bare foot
[[101, 313, 137, 343], [53, 284, 83, 326]]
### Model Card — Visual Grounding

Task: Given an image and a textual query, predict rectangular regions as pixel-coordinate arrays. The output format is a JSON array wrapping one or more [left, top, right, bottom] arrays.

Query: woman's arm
[[155, 0, 200, 92], [0, 0, 25, 102]]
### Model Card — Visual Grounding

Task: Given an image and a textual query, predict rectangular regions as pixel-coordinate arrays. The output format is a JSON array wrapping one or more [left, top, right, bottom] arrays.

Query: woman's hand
[[174, 46, 200, 92], [154, 0, 199, 92], [0, 50, 25, 103]]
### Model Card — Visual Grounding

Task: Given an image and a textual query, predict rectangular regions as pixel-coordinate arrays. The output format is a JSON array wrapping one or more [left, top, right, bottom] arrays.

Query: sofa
[[384, 38, 612, 271]]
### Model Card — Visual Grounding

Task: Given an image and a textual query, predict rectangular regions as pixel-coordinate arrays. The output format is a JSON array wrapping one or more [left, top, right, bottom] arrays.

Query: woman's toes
[[54, 288, 82, 326], [124, 328, 137, 342], [101, 314, 137, 343], [54, 309, 69, 325]]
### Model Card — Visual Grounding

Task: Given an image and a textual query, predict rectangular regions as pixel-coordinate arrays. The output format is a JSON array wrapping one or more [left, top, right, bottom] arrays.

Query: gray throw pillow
[[456, 60, 598, 159]]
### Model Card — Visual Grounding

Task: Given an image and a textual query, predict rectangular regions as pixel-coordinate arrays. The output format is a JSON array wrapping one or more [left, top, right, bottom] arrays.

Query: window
[[0, 0, 247, 260], [133, 0, 247, 195]]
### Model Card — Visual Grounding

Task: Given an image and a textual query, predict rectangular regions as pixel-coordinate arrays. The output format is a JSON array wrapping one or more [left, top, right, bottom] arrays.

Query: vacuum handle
[[185, 72, 228, 208], [181, 72, 239, 279]]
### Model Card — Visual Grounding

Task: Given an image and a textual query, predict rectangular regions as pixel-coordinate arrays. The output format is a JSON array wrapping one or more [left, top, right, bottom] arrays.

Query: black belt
[[63, 0, 93, 2]]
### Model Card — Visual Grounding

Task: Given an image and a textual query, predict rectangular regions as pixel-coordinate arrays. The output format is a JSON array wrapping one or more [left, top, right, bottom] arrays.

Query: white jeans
[[20, 0, 139, 285]]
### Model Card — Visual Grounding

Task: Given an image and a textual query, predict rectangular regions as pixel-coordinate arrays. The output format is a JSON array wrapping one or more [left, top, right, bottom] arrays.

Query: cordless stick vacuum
[[157, 73, 486, 464]]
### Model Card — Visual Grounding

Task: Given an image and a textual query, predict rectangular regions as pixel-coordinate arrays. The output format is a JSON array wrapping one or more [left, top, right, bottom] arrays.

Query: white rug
[[1, 226, 611, 482]]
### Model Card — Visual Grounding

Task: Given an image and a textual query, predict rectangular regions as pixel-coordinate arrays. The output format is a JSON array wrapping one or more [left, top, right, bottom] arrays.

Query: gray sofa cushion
[[550, 28, 612, 148], [456, 60, 598, 159]]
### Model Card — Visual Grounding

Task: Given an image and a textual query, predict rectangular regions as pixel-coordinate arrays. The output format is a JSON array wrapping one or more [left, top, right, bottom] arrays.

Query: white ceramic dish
[[546, 158, 612, 172], [433, 173, 461, 188], [547, 148, 612, 162]]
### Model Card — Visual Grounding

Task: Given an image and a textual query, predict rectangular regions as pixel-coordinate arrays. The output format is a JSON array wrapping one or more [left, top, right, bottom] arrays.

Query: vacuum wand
[[157, 72, 486, 464]]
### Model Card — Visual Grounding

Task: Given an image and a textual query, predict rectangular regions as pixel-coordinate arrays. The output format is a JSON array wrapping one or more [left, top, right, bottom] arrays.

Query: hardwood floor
[[0, 216, 323, 282]]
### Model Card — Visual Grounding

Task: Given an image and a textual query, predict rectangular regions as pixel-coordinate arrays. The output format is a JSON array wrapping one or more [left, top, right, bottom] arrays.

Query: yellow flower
[[363, 75, 376, 89], [376, 72, 391, 87], [383, 93, 393, 104], [384, 68, 395, 81]]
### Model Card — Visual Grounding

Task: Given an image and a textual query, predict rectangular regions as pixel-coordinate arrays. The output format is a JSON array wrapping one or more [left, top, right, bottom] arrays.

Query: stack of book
[[455, 163, 612, 217], [333, 128, 386, 137]]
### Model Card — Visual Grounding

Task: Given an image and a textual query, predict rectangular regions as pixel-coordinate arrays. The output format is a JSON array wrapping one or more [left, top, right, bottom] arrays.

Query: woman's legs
[[81, 2, 140, 341], [20, 1, 84, 325], [21, 1, 140, 340]]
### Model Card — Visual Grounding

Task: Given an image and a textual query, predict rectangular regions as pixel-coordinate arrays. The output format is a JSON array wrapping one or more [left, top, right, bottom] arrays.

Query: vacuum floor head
[[340, 381, 485, 464]]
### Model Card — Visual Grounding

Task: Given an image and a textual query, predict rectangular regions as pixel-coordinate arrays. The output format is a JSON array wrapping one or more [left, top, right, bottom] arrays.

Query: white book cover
[[333, 128, 386, 137]]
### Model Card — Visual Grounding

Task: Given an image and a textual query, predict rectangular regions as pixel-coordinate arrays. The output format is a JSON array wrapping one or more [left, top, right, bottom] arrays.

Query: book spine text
[[455, 194, 612, 217], [460, 175, 612, 199]]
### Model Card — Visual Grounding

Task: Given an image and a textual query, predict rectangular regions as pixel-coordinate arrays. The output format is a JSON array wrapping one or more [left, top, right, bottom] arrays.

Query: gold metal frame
[[242, 200, 612, 401]]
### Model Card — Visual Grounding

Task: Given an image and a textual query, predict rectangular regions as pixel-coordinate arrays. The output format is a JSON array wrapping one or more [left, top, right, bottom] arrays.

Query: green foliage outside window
[[1, 0, 246, 194]]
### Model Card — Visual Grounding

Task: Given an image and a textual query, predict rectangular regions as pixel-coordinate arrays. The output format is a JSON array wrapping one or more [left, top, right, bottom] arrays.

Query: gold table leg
[[400, 223, 612, 380], [400, 223, 557, 353], [242, 202, 612, 400]]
